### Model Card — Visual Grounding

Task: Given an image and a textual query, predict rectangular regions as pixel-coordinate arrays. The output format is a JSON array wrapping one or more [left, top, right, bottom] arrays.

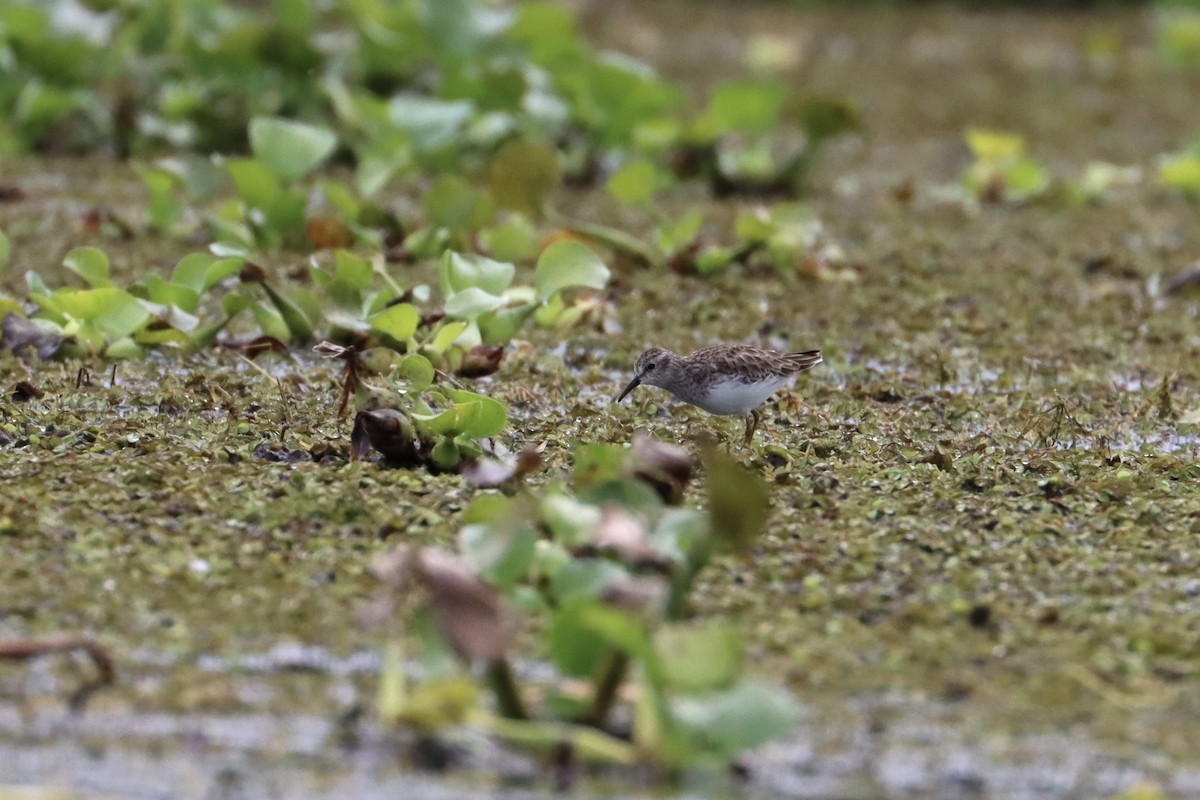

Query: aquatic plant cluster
[[5, 0, 1200, 790]]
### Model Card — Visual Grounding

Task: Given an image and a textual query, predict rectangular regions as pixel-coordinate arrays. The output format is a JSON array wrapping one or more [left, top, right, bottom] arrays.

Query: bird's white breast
[[691, 375, 792, 415]]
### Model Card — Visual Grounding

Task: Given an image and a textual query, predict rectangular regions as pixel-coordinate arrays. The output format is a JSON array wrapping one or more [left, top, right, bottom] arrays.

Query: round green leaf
[[487, 137, 561, 218], [534, 240, 610, 302], [439, 251, 516, 296], [63, 246, 111, 288], [369, 303, 419, 342], [248, 116, 338, 181]]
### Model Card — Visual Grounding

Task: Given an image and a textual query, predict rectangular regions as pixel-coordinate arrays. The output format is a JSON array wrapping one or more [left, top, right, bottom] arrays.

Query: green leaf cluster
[[384, 441, 799, 768]]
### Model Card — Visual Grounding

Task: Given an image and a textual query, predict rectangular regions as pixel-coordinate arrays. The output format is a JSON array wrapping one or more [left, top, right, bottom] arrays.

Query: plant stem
[[486, 658, 528, 720], [584, 651, 629, 729]]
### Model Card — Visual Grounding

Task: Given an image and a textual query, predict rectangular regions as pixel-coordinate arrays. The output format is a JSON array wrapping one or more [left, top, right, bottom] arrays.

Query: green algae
[[4, 2, 1200, 793]]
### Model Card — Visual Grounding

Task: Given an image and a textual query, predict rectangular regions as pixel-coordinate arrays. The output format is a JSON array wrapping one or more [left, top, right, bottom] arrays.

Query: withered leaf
[[2, 314, 65, 361], [629, 431, 693, 505], [410, 548, 517, 661], [458, 344, 505, 378], [351, 408, 421, 465]]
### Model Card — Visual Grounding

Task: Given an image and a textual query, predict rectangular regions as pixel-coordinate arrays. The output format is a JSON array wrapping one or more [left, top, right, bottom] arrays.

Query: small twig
[[0, 634, 115, 710], [109, 363, 118, 388], [75, 366, 91, 389]]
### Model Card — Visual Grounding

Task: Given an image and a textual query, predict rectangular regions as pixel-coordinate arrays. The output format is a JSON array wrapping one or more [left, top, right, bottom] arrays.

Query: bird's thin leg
[[742, 410, 760, 447]]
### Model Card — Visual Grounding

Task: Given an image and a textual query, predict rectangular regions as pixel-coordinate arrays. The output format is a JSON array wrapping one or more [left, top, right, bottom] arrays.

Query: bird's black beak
[[615, 375, 641, 403]]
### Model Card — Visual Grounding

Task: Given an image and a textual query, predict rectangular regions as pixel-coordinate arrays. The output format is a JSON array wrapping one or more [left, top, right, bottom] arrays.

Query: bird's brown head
[[615, 347, 674, 403]]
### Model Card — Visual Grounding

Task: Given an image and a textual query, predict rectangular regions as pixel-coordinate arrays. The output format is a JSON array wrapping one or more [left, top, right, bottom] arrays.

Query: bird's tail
[[787, 350, 823, 373]]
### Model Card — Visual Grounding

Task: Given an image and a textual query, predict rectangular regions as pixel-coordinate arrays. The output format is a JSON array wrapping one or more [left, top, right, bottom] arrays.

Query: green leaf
[[461, 522, 538, 587], [705, 449, 769, 552], [655, 622, 741, 692], [439, 251, 515, 296], [63, 246, 111, 288], [445, 287, 507, 320], [428, 320, 467, 356], [333, 250, 374, 290], [145, 275, 200, 314], [487, 137, 562, 218], [546, 598, 612, 677], [1160, 152, 1200, 196], [55, 288, 150, 337], [396, 353, 435, 390], [0, 230, 9, 269], [673, 682, 800, 758], [480, 214, 539, 263], [369, 303, 420, 343], [700, 79, 785, 137], [248, 117, 338, 181], [426, 175, 485, 232], [445, 389, 506, 437], [534, 240, 610, 302], [225, 158, 280, 210], [478, 303, 537, 345], [388, 95, 474, 152], [259, 281, 314, 342], [606, 159, 667, 205]]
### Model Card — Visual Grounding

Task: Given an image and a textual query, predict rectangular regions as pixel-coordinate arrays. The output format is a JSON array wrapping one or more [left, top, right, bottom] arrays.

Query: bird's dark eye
[[644, 362, 656, 371]]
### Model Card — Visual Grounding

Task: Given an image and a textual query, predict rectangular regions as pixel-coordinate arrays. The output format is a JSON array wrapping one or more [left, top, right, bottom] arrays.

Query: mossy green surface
[[4, 2, 1200, 790]]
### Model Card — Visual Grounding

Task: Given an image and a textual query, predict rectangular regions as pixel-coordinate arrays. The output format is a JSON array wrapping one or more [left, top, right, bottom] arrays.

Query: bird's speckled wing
[[684, 344, 822, 383]]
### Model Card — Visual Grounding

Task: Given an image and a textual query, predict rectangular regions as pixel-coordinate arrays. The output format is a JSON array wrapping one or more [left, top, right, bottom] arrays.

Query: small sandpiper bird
[[615, 344, 823, 445]]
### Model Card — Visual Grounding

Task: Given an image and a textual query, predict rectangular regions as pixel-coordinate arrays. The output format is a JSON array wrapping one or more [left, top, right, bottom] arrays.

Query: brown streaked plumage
[[615, 344, 822, 445]]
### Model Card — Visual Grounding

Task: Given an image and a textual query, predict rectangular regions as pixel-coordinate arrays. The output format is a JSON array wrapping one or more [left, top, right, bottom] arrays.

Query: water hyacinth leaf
[[369, 303, 419, 343], [462, 493, 514, 525], [965, 128, 1025, 160], [480, 214, 539, 263], [259, 281, 314, 341], [541, 493, 603, 546], [252, 302, 291, 342], [428, 320, 467, 355], [550, 559, 628, 603], [534, 240, 609, 302], [431, 437, 461, 469], [445, 287, 507, 320], [104, 336, 145, 359], [607, 159, 667, 205], [388, 95, 474, 151], [578, 603, 657, 667], [655, 622, 741, 692], [478, 303, 537, 345], [446, 389, 506, 437], [705, 448, 768, 552], [700, 79, 785, 137], [248, 116, 338, 180], [137, 165, 184, 230], [55, 288, 150, 337], [171, 253, 216, 291], [461, 522, 538, 587], [426, 175, 485, 232], [439, 251, 515, 296], [396, 353, 435, 390], [796, 96, 860, 143], [333, 249, 374, 290], [673, 682, 800, 758], [487, 137, 561, 218], [63, 246, 111, 288], [225, 158, 280, 210], [1159, 152, 1200, 196], [144, 275, 200, 314], [546, 598, 611, 677]]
